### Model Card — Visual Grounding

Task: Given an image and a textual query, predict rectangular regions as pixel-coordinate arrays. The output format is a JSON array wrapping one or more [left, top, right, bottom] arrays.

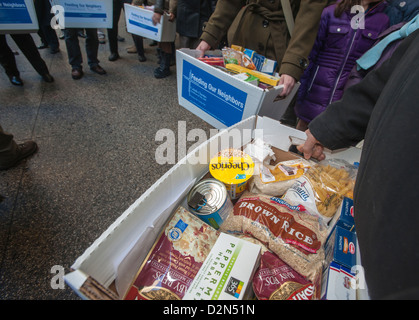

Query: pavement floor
[[0, 23, 214, 299]]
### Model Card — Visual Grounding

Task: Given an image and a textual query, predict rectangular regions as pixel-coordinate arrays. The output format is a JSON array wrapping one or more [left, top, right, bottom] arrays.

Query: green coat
[[200, 0, 328, 80]]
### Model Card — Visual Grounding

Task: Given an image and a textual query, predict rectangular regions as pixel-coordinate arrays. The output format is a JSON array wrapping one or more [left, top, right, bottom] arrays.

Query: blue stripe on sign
[[128, 19, 158, 33], [65, 12, 107, 18]]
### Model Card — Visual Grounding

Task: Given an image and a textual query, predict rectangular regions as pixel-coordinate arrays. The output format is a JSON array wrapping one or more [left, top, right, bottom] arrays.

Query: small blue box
[[325, 225, 357, 270]]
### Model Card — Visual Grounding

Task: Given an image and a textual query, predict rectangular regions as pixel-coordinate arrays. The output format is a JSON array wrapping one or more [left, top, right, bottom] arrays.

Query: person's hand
[[152, 12, 162, 25], [168, 13, 175, 22], [297, 129, 326, 161], [278, 74, 296, 97], [196, 40, 211, 58]]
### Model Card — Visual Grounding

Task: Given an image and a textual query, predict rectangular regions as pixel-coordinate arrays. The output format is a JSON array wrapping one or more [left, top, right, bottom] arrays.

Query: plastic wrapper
[[222, 47, 256, 70], [246, 235, 317, 300], [248, 159, 312, 197], [220, 193, 327, 282], [124, 206, 220, 300], [282, 159, 358, 224]]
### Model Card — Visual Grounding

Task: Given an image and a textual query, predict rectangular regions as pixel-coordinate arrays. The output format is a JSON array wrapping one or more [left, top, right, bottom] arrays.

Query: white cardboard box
[[0, 0, 39, 34], [65, 115, 366, 300], [49, 0, 113, 29], [176, 49, 300, 129], [124, 4, 176, 42]]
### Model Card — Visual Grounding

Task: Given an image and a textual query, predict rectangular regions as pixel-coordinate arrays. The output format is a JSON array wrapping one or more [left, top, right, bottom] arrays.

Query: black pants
[[0, 34, 49, 78], [107, 0, 125, 54], [34, 0, 59, 50], [64, 28, 99, 69]]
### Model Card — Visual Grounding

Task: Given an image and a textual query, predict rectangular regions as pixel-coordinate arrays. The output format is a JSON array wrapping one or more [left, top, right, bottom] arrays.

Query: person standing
[[196, 0, 329, 97], [34, 0, 60, 54], [64, 28, 106, 80], [293, 0, 389, 131], [0, 34, 54, 85], [297, 29, 419, 300]]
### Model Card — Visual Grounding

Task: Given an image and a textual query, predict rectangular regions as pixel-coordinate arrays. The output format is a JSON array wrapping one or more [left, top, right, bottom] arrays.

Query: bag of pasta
[[282, 159, 358, 224]]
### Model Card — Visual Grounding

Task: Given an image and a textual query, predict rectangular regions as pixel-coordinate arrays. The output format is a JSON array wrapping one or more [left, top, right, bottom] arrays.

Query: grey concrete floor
[[0, 26, 214, 299]]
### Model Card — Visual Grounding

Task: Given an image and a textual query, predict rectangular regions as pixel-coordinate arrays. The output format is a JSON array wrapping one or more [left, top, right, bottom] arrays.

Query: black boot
[[154, 52, 171, 78]]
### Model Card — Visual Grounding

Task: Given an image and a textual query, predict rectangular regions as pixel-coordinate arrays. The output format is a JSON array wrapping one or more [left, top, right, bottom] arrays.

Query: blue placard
[[181, 60, 248, 127], [0, 0, 32, 24]]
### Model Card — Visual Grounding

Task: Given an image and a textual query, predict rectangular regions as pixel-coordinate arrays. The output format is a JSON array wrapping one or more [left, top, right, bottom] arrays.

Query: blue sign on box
[[181, 60, 248, 127], [0, 0, 32, 24]]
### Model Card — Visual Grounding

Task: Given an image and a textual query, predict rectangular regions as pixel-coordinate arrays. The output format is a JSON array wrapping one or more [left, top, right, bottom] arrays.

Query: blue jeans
[[64, 28, 99, 69]]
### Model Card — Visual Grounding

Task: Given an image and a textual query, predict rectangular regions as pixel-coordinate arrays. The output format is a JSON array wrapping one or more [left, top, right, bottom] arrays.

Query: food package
[[219, 193, 327, 282], [282, 159, 358, 224], [183, 233, 261, 300], [222, 47, 256, 70], [248, 159, 312, 197], [124, 206, 220, 300]]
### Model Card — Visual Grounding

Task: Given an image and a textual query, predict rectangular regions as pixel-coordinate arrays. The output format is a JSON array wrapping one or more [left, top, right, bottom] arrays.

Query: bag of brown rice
[[220, 193, 327, 282]]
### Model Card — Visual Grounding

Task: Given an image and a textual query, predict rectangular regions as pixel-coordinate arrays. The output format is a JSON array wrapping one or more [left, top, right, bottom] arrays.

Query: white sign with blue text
[[0, 0, 39, 33], [50, 0, 113, 29]]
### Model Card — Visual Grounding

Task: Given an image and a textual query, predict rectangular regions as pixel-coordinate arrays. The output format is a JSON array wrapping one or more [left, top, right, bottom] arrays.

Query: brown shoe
[[90, 65, 106, 75], [0, 141, 38, 170], [71, 68, 83, 80], [127, 45, 137, 54]]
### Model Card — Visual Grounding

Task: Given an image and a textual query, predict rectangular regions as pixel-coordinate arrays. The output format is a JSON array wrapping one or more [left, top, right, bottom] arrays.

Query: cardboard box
[[0, 0, 39, 34], [176, 49, 300, 129], [49, 0, 113, 29], [183, 233, 261, 300], [124, 4, 176, 42], [321, 261, 357, 300], [64, 115, 363, 300], [328, 197, 356, 232]]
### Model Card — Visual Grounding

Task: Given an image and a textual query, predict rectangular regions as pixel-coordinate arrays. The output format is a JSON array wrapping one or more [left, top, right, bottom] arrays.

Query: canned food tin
[[209, 148, 254, 200], [187, 178, 233, 229]]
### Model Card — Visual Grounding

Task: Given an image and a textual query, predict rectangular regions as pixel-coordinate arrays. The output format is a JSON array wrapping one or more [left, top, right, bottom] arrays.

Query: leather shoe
[[42, 73, 54, 83], [90, 65, 107, 75], [9, 75, 23, 86], [138, 54, 147, 62], [108, 53, 120, 61], [71, 68, 84, 80], [0, 141, 38, 170], [49, 47, 60, 54]]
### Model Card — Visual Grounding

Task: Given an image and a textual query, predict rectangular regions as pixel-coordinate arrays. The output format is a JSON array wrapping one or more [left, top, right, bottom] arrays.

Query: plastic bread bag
[[220, 193, 327, 283], [282, 159, 358, 225], [248, 159, 313, 197]]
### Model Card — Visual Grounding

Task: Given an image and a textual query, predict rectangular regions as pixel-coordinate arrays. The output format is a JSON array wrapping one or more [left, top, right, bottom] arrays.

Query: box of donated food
[[176, 49, 300, 129], [0, 0, 39, 34], [321, 261, 357, 300], [64, 115, 369, 300], [49, 0, 113, 29], [124, 4, 176, 42]]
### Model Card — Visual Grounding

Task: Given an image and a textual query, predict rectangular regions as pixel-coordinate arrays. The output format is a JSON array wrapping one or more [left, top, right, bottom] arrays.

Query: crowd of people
[[1, 0, 419, 299]]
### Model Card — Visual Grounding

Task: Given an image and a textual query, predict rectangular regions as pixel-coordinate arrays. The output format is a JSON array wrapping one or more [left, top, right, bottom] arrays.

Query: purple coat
[[294, 2, 390, 123]]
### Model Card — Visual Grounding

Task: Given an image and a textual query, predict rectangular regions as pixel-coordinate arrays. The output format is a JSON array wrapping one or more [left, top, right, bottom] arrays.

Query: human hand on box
[[152, 12, 162, 25], [168, 12, 175, 22], [297, 129, 326, 161], [278, 74, 296, 97], [196, 40, 211, 58]]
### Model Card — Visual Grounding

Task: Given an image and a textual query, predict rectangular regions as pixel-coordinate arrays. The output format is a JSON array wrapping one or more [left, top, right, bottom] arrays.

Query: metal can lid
[[187, 178, 227, 214]]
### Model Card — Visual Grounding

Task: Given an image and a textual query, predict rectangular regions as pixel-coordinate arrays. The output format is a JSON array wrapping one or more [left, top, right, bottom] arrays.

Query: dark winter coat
[[294, 2, 389, 123], [308, 28, 419, 300], [175, 0, 212, 39]]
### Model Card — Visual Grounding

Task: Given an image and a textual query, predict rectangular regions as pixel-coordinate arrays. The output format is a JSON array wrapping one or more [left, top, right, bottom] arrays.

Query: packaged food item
[[209, 148, 254, 200], [222, 47, 256, 70], [124, 206, 220, 300], [244, 48, 278, 75], [226, 64, 280, 86], [248, 159, 312, 197], [183, 233, 261, 300], [198, 57, 225, 66], [233, 72, 259, 86], [220, 193, 327, 282], [282, 159, 357, 224], [187, 178, 233, 230]]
